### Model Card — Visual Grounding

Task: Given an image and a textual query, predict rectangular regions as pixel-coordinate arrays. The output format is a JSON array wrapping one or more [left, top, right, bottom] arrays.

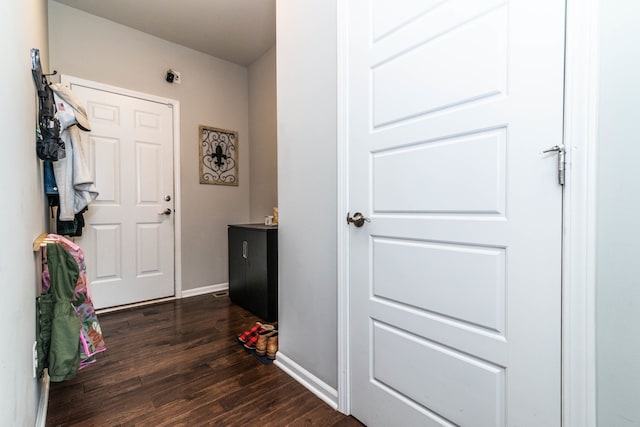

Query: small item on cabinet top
[[264, 216, 274, 226], [272, 207, 278, 225]]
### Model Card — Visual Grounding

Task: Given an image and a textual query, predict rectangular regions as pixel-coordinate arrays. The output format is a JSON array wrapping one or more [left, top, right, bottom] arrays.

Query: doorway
[[62, 76, 181, 309], [344, 1, 565, 425]]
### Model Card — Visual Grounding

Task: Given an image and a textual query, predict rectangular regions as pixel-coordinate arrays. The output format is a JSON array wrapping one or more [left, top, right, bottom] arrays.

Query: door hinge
[[543, 144, 565, 185]]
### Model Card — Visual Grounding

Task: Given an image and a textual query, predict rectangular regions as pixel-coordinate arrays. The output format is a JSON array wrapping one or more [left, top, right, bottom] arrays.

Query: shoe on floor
[[255, 330, 278, 356], [238, 322, 274, 343], [266, 332, 279, 360]]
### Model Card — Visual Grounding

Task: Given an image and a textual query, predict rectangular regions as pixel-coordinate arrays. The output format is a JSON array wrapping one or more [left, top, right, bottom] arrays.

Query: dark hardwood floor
[[46, 294, 363, 427]]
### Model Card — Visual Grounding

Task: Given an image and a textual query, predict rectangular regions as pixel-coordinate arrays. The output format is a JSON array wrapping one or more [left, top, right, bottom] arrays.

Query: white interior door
[[347, 0, 565, 426], [68, 81, 175, 309]]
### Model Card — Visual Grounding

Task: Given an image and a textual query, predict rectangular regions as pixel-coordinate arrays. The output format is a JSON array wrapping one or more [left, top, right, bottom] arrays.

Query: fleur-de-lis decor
[[199, 125, 238, 185]]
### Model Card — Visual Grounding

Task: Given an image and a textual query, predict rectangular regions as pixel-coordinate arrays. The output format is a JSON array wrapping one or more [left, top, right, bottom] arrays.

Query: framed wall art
[[199, 125, 238, 186]]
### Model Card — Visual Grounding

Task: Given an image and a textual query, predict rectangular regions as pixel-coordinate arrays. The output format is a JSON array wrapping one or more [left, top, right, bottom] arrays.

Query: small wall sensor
[[165, 69, 181, 84], [166, 69, 176, 83]]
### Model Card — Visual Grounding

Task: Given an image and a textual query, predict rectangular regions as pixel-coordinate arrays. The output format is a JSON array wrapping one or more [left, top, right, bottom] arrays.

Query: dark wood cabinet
[[228, 224, 278, 322]]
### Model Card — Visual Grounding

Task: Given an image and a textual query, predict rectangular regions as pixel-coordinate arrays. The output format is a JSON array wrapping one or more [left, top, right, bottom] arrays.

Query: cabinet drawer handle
[[242, 241, 248, 259]]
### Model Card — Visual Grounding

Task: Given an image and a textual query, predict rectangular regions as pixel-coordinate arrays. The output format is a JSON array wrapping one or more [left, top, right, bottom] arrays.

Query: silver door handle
[[158, 208, 172, 215], [347, 212, 370, 227]]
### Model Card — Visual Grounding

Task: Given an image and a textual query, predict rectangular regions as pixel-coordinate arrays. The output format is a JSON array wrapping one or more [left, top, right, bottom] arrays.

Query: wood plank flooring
[[46, 294, 363, 427]]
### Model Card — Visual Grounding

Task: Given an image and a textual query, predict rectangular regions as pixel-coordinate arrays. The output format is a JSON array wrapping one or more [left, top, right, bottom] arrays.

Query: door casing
[[61, 75, 184, 305], [335, 1, 599, 425]]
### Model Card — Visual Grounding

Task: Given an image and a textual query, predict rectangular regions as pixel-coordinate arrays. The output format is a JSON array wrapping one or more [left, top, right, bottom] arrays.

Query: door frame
[[60, 75, 183, 300], [561, 0, 599, 425], [335, 0, 599, 424]]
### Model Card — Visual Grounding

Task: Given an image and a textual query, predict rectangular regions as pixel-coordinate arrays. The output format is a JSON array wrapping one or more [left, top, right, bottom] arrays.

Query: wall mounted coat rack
[[31, 48, 63, 161]]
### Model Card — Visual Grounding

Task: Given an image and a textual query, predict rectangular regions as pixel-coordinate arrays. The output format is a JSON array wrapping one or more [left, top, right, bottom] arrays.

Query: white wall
[[276, 0, 338, 389], [248, 46, 278, 223], [48, 1, 250, 291], [0, 0, 49, 424], [596, 0, 640, 425]]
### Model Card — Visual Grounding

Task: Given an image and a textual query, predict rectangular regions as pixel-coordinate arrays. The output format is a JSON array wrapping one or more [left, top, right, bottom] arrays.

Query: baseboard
[[96, 283, 229, 314], [181, 282, 228, 299], [35, 369, 50, 427], [274, 352, 338, 410]]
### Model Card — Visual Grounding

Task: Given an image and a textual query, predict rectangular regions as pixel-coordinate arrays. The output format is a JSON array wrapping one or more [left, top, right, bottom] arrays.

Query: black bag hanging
[[31, 48, 64, 161]]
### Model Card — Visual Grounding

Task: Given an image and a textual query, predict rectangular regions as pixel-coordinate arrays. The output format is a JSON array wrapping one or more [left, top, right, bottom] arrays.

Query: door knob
[[158, 208, 172, 215], [347, 212, 370, 227]]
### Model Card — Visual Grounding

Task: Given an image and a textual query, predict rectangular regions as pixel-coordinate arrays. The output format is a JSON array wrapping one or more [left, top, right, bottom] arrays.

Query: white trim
[[336, 0, 351, 416], [59, 75, 183, 303], [35, 370, 50, 427], [95, 283, 228, 314], [61, 75, 178, 106], [274, 352, 339, 410], [562, 0, 599, 426], [172, 102, 183, 300], [96, 297, 176, 314], [181, 283, 229, 299]]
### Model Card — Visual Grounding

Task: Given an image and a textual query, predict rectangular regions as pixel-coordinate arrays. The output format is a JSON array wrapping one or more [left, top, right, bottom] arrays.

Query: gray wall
[[48, 1, 250, 291], [596, 0, 640, 425], [248, 46, 278, 223], [276, 0, 338, 388], [0, 0, 49, 424]]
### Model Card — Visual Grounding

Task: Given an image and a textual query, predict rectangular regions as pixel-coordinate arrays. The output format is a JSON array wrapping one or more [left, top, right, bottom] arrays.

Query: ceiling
[[52, 0, 276, 66]]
